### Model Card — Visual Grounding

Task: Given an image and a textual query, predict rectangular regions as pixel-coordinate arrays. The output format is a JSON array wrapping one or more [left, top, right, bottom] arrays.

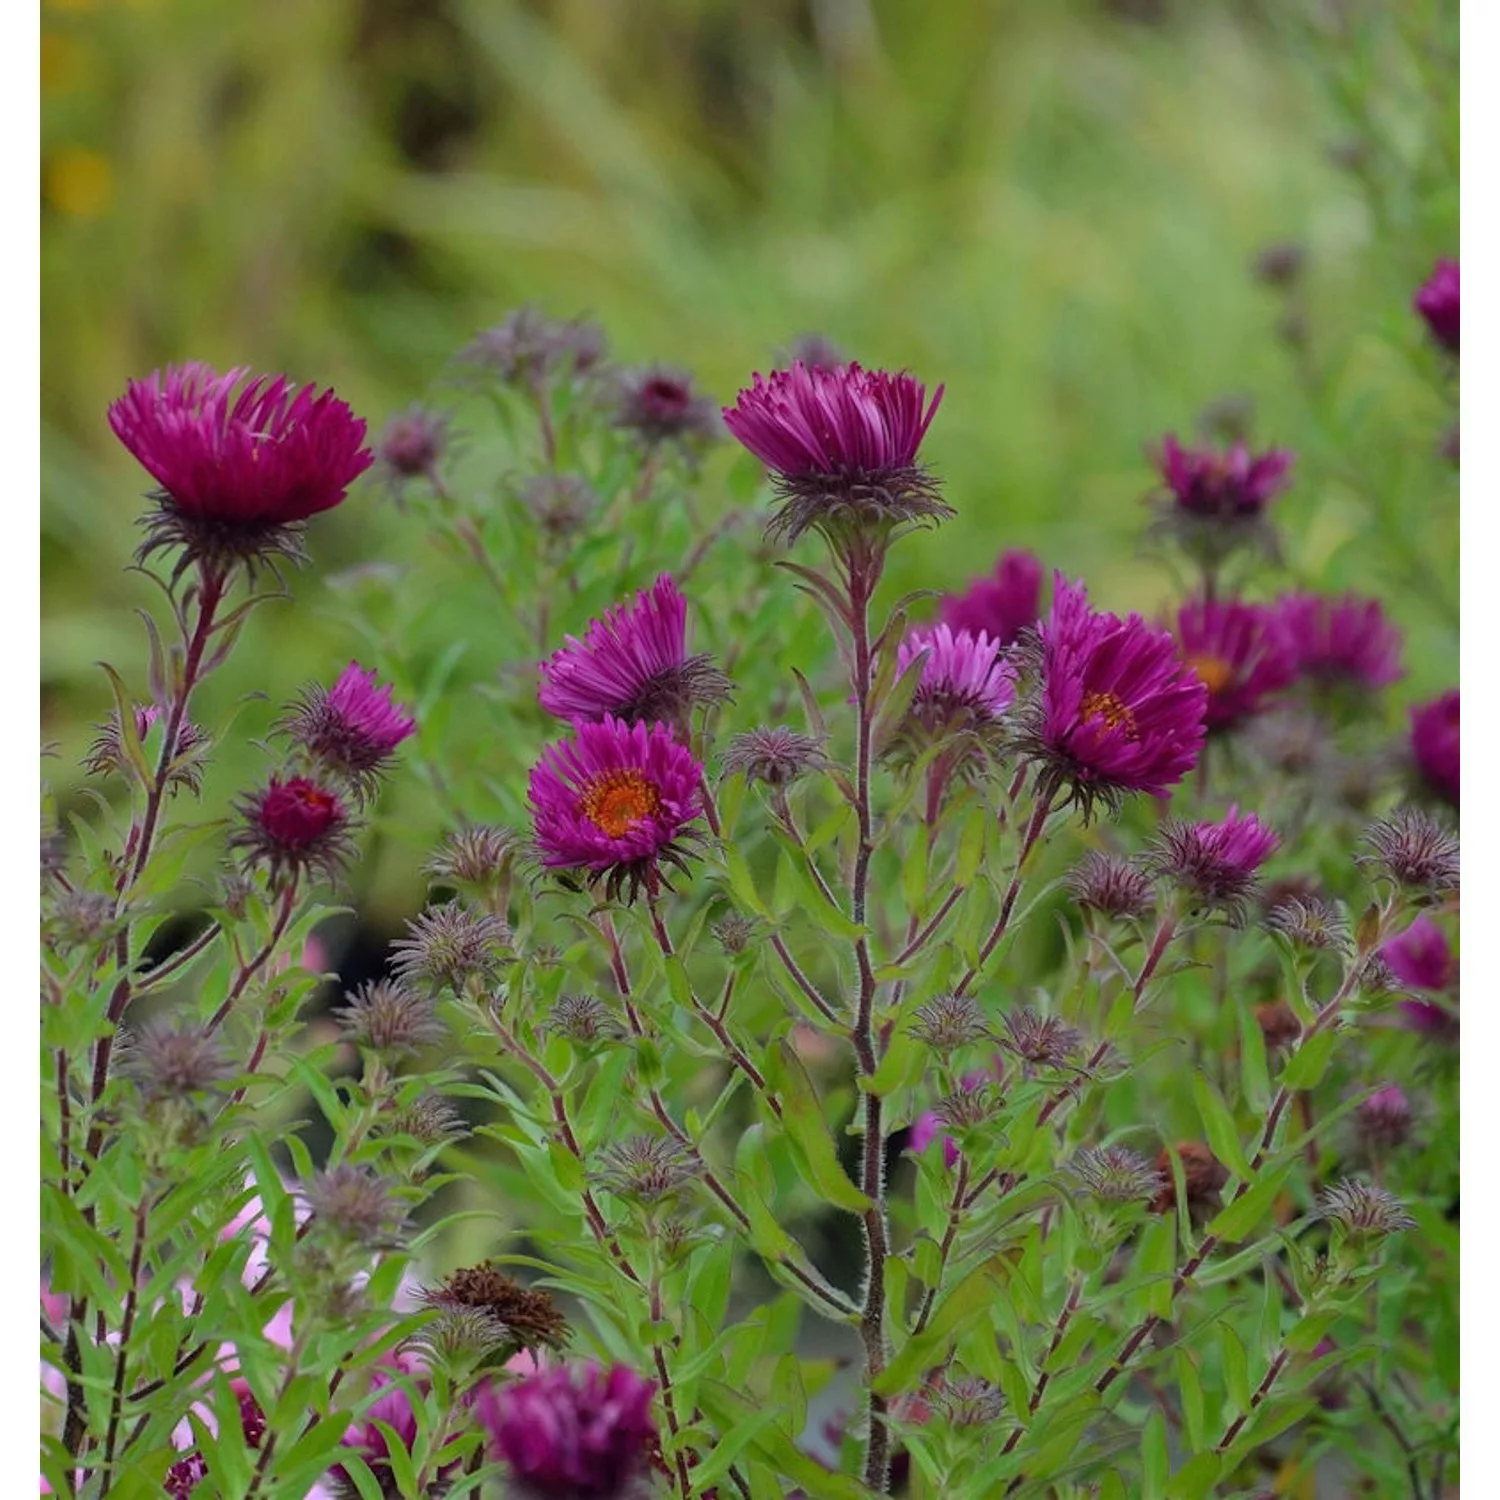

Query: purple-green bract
[[476, 1362, 658, 1500], [108, 363, 372, 527], [1173, 596, 1297, 731], [529, 717, 703, 875], [939, 549, 1045, 647], [1155, 434, 1293, 519]]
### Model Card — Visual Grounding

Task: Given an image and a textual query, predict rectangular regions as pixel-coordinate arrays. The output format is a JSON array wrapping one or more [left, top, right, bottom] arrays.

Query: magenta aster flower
[[1414, 258, 1459, 353], [1274, 592, 1405, 691], [538, 575, 731, 730], [1156, 435, 1293, 521], [1356, 1084, 1413, 1151], [1380, 915, 1458, 1037], [1410, 690, 1459, 807], [613, 366, 722, 447], [283, 663, 416, 802], [529, 717, 704, 900], [230, 774, 355, 886], [108, 363, 373, 573], [1150, 804, 1279, 919], [722, 361, 950, 544], [909, 1109, 961, 1171], [476, 1362, 657, 1500], [939, 550, 1046, 648], [1012, 574, 1207, 817], [896, 624, 1016, 727], [1172, 597, 1297, 732], [328, 1354, 444, 1497]]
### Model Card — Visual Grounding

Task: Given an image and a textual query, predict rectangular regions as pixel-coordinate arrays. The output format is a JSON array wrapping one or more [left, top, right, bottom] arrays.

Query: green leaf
[[1140, 1408, 1169, 1500], [766, 1041, 871, 1213], [1220, 1324, 1251, 1413], [872, 1258, 1006, 1396], [861, 1032, 926, 1097], [1280, 1028, 1341, 1091], [1205, 1163, 1294, 1242], [1176, 1348, 1206, 1452], [1191, 1071, 1252, 1179], [1166, 1452, 1224, 1500]]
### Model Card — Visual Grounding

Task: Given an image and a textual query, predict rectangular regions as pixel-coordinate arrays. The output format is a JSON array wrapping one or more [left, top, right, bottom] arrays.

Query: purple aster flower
[[909, 1109, 961, 1171], [476, 1362, 658, 1500], [1150, 804, 1279, 919], [108, 363, 373, 574], [1414, 258, 1459, 353], [1172, 596, 1298, 732], [330, 1354, 440, 1498], [1410, 690, 1459, 807], [1155, 435, 1294, 521], [1356, 1084, 1413, 1151], [229, 774, 356, 887], [283, 663, 417, 802], [1380, 914, 1458, 1037], [722, 361, 950, 545], [375, 405, 446, 487], [1274, 592, 1405, 690], [613, 366, 722, 447], [1011, 574, 1208, 818], [529, 717, 704, 901], [896, 624, 1016, 728], [538, 575, 731, 731], [909, 1069, 993, 1170], [939, 550, 1047, 648]]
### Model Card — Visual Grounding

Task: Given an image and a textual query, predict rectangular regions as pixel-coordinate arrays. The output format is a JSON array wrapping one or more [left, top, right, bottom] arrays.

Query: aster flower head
[[1274, 592, 1405, 693], [1011, 574, 1208, 818], [1151, 805, 1278, 919], [529, 717, 705, 903], [330, 1354, 432, 1499], [1067, 850, 1155, 922], [1410, 691, 1459, 807], [894, 624, 1016, 745], [723, 361, 951, 548], [390, 900, 511, 993], [44, 889, 118, 954], [1379, 914, 1456, 995], [1173, 597, 1297, 733], [721, 726, 827, 788], [283, 662, 416, 801], [84, 703, 209, 795], [1068, 1145, 1165, 1204], [1414, 258, 1459, 353], [1150, 1141, 1229, 1220], [1316, 1178, 1416, 1241], [909, 993, 988, 1053], [334, 979, 445, 1059], [1001, 1008, 1082, 1069], [477, 1362, 658, 1500], [108, 363, 373, 575], [375, 405, 446, 485], [711, 912, 762, 956], [612, 365, 722, 448], [460, 306, 607, 388], [229, 774, 355, 887], [425, 823, 526, 896], [1155, 434, 1293, 521], [375, 1093, 468, 1148], [939, 550, 1047, 648], [1361, 807, 1459, 896], [1265, 894, 1352, 954], [547, 993, 624, 1046], [119, 1020, 233, 1101], [935, 1376, 1007, 1429], [421, 1264, 570, 1357], [523, 474, 599, 548], [538, 575, 731, 730], [597, 1135, 700, 1205], [1356, 1084, 1413, 1151], [306, 1164, 405, 1248]]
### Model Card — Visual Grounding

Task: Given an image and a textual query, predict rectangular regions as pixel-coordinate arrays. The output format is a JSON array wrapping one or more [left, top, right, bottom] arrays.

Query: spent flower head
[[108, 363, 372, 576], [1151, 1141, 1229, 1218], [390, 900, 511, 993], [1067, 850, 1155, 921], [1068, 1145, 1165, 1204], [1361, 807, 1459, 896], [1316, 1178, 1416, 1240], [421, 1264, 569, 1356], [538, 575, 731, 730], [376, 1094, 468, 1148], [721, 726, 827, 788], [334, 979, 445, 1058]]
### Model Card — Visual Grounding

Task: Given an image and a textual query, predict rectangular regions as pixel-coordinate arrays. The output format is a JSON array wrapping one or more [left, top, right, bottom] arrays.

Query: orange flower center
[[580, 769, 662, 838], [1186, 653, 1235, 696], [1080, 690, 1138, 739]]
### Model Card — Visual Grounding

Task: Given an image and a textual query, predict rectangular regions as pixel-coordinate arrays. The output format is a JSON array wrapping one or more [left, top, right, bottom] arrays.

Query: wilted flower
[[1150, 1141, 1228, 1219], [84, 703, 209, 795], [229, 775, 355, 886], [1149, 805, 1278, 919], [934, 1376, 1006, 1428], [390, 900, 511, 993], [597, 1136, 700, 1204], [334, 979, 445, 1058], [1410, 691, 1459, 807], [306, 1165, 405, 1247], [529, 717, 705, 902], [721, 726, 826, 788], [547, 993, 624, 1045], [711, 912, 762, 957], [1316, 1178, 1416, 1240], [1355, 1084, 1413, 1151], [376, 1094, 468, 1147], [460, 307, 606, 387], [425, 824, 525, 894], [1254, 999, 1301, 1053], [1068, 1145, 1165, 1204], [613, 366, 722, 447], [421, 1264, 569, 1356], [910, 993, 988, 1053], [538, 575, 731, 730], [1265, 894, 1351, 954], [1274, 592, 1405, 691], [1010, 575, 1207, 818], [1001, 1008, 1082, 1069], [108, 363, 373, 574], [939, 550, 1047, 648], [1414, 258, 1459, 353], [1173, 597, 1297, 733], [523, 474, 599, 544], [476, 1362, 658, 1500], [1361, 807, 1459, 895], [722, 361, 950, 546], [1067, 850, 1155, 921], [282, 663, 416, 801], [375, 406, 446, 485], [119, 1021, 232, 1100]]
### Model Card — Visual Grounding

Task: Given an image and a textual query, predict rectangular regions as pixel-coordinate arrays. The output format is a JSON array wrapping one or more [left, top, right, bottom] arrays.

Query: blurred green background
[[41, 0, 1458, 920]]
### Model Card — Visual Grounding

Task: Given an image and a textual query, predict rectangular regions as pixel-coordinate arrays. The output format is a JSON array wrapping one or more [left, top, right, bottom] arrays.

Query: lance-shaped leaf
[[765, 1041, 871, 1213]]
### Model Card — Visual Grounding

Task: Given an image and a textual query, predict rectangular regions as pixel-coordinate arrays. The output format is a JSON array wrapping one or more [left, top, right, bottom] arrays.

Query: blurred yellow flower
[[44, 147, 113, 219], [41, 33, 85, 94]]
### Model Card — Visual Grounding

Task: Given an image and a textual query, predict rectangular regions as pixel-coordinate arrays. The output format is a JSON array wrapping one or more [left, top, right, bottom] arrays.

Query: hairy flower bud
[[1067, 1145, 1164, 1204], [1355, 1084, 1413, 1151], [306, 1165, 405, 1247], [425, 824, 525, 895], [1265, 894, 1352, 954], [710, 912, 762, 957], [119, 1020, 233, 1100], [1000, 1008, 1082, 1069], [547, 993, 624, 1046], [597, 1136, 700, 1205]]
